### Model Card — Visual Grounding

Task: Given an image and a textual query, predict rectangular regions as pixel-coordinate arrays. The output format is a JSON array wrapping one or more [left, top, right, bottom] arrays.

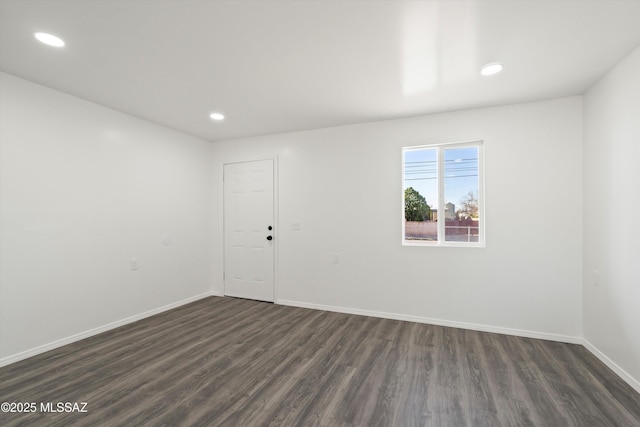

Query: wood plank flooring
[[1, 296, 639, 426]]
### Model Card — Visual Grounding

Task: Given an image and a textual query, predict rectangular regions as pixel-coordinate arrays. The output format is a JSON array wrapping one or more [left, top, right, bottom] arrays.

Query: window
[[403, 141, 484, 246]]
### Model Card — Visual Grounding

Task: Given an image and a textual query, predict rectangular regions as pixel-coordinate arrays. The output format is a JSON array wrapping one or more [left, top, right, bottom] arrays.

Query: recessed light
[[34, 32, 65, 47], [209, 112, 225, 121], [480, 62, 503, 76]]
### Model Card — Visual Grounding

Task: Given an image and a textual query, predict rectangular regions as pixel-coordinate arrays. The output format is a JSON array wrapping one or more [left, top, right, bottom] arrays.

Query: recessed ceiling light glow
[[34, 32, 65, 47], [480, 62, 503, 76], [209, 113, 225, 121]]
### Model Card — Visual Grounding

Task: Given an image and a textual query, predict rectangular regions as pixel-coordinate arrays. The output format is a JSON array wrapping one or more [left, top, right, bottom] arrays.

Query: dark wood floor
[[1, 297, 639, 427]]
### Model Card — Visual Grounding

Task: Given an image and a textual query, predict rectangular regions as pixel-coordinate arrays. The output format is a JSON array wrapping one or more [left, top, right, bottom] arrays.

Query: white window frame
[[402, 140, 485, 247]]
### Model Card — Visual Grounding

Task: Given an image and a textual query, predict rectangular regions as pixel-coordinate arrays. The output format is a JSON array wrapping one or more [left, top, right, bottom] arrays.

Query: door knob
[[267, 235, 273, 241], [268, 226, 273, 230]]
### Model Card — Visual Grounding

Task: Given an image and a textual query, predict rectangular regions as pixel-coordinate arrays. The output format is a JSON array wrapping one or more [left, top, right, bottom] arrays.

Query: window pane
[[404, 148, 438, 241], [443, 146, 479, 242]]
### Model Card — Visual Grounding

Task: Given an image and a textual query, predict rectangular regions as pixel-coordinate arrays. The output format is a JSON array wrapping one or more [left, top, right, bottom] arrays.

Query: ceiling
[[1, 0, 639, 142]]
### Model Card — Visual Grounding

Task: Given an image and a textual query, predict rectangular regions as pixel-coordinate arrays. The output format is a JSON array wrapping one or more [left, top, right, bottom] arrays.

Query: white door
[[223, 159, 274, 302]]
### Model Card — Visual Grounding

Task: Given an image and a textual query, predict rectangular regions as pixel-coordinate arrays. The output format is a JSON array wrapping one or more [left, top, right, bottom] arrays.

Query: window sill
[[402, 240, 485, 248]]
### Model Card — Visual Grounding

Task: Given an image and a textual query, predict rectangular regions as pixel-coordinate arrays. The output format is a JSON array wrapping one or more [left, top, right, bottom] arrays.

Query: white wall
[[583, 46, 640, 390], [0, 73, 213, 362], [211, 97, 584, 340]]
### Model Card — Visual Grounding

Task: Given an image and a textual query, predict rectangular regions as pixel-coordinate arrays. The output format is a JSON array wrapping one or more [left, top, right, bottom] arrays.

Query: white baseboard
[[0, 291, 217, 368], [581, 338, 640, 394], [277, 299, 583, 344]]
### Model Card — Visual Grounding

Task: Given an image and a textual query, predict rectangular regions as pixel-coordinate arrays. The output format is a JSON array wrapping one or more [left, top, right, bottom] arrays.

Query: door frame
[[221, 156, 278, 302]]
